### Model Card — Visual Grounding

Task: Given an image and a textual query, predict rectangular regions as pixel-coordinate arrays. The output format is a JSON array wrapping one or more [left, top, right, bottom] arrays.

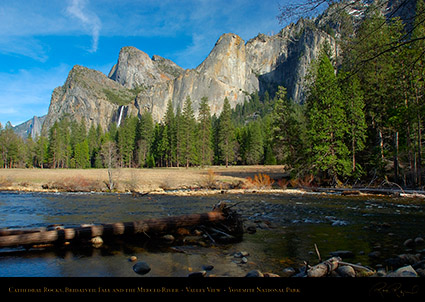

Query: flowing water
[[0, 191, 424, 277]]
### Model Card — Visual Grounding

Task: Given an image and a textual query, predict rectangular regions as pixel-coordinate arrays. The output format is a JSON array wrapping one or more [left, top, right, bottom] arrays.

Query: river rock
[[162, 234, 175, 242], [234, 251, 249, 258], [387, 265, 418, 277], [415, 237, 424, 245], [241, 257, 248, 264], [415, 268, 425, 277], [91, 236, 103, 248], [368, 251, 381, 259], [129, 256, 137, 262], [188, 270, 206, 277], [263, 272, 280, 277], [281, 267, 296, 277], [202, 265, 214, 271], [403, 238, 415, 247], [336, 265, 356, 277], [133, 261, 151, 275], [329, 250, 354, 258], [245, 270, 264, 277]]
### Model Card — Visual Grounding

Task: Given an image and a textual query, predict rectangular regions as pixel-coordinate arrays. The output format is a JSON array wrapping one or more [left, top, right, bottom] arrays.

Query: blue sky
[[0, 0, 287, 127]]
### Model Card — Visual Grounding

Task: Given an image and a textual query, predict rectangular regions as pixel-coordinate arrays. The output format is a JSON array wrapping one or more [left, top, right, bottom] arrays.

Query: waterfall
[[117, 106, 124, 127]]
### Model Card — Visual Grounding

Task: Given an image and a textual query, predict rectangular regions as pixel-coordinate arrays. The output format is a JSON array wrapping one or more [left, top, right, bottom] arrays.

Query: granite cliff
[[38, 2, 370, 133]]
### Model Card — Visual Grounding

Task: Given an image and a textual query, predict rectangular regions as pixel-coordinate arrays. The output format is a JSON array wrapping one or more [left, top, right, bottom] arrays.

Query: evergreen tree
[[339, 73, 367, 176], [175, 104, 183, 167], [135, 112, 154, 167], [218, 97, 236, 167], [271, 86, 305, 167], [164, 99, 176, 167], [198, 96, 213, 166], [245, 121, 264, 165], [34, 135, 48, 168], [305, 48, 350, 182], [117, 116, 137, 167], [181, 96, 197, 168], [74, 139, 90, 168]]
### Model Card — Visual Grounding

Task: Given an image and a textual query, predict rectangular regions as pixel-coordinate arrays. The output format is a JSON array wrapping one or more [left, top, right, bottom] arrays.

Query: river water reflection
[[0, 191, 424, 277]]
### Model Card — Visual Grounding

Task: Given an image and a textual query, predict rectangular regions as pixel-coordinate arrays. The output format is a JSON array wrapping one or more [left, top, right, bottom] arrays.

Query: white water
[[117, 106, 124, 127]]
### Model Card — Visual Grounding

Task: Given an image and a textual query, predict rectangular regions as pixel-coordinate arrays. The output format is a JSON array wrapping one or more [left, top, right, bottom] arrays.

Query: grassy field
[[0, 165, 287, 193]]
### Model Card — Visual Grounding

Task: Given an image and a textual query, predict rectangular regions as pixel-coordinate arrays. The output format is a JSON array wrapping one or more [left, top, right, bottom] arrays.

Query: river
[[0, 191, 424, 277]]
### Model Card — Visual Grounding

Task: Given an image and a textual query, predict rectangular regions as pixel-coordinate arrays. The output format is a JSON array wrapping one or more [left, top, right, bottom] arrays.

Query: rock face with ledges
[[42, 65, 139, 133], [41, 16, 336, 132]]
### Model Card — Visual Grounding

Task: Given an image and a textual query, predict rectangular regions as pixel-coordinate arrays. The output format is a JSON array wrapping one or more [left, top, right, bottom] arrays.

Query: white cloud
[[66, 0, 102, 52]]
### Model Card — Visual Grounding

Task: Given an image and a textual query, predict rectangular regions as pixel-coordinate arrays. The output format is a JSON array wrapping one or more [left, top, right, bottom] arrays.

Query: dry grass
[[244, 173, 275, 189], [0, 165, 286, 193]]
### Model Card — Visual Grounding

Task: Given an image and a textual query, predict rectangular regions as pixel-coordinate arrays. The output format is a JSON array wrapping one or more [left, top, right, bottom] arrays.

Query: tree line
[[1, 1, 424, 188]]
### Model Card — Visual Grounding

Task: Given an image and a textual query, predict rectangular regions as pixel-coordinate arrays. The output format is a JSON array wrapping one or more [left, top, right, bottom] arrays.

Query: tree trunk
[[0, 204, 241, 248], [394, 131, 399, 183]]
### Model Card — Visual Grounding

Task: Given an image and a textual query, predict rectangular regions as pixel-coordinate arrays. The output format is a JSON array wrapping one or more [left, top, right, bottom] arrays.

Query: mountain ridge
[[19, 0, 407, 136]]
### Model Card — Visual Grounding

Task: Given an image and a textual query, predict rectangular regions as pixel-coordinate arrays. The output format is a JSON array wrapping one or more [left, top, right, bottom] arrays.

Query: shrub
[[245, 173, 274, 189], [201, 169, 219, 189]]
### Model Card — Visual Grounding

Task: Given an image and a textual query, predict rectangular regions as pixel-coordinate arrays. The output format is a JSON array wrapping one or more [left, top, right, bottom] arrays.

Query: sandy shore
[[0, 165, 287, 194]]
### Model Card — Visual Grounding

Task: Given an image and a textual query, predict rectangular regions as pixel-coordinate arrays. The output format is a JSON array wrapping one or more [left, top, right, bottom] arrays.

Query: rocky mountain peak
[[108, 46, 184, 89], [196, 33, 251, 90]]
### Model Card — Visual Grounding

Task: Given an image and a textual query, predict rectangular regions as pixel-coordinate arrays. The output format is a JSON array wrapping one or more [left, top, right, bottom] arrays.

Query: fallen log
[[0, 202, 242, 249], [307, 257, 341, 277]]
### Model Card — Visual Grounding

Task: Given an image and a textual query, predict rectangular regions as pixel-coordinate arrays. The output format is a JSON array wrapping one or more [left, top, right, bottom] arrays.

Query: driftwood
[[0, 201, 242, 249], [307, 257, 341, 277], [306, 256, 376, 277]]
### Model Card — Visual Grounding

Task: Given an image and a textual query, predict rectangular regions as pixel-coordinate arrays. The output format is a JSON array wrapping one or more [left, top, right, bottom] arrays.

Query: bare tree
[[100, 140, 118, 191]]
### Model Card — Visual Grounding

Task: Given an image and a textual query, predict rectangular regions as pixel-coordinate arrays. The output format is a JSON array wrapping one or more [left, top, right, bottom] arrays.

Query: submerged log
[[0, 202, 242, 248]]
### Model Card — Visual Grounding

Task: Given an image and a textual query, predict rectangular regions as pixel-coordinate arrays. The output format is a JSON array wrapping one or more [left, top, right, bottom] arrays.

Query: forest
[[0, 1, 424, 188]]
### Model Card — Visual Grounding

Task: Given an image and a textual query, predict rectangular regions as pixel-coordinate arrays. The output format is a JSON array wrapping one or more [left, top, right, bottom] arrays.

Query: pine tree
[[164, 99, 176, 167], [117, 116, 137, 167], [181, 96, 197, 168], [271, 86, 306, 169], [306, 48, 350, 182], [198, 96, 213, 166], [218, 97, 235, 168], [245, 121, 264, 165], [135, 112, 153, 167], [339, 73, 366, 176], [175, 104, 183, 167]]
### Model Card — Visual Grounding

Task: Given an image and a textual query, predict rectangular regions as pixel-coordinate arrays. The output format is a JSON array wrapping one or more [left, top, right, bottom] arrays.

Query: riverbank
[[1, 166, 425, 199], [0, 166, 285, 193]]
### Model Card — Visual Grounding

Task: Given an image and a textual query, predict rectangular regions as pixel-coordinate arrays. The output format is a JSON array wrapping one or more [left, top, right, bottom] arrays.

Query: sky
[[0, 0, 288, 127]]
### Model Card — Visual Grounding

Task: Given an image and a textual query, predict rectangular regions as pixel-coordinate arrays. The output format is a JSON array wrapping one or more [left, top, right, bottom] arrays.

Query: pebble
[[202, 265, 214, 271], [129, 256, 137, 262], [234, 251, 249, 258], [241, 257, 248, 264], [91, 236, 103, 248], [133, 261, 151, 275]]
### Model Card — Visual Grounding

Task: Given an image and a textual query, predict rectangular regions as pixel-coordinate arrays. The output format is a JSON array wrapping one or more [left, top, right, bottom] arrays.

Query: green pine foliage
[[2, 2, 425, 188], [218, 98, 236, 167], [305, 47, 351, 182]]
